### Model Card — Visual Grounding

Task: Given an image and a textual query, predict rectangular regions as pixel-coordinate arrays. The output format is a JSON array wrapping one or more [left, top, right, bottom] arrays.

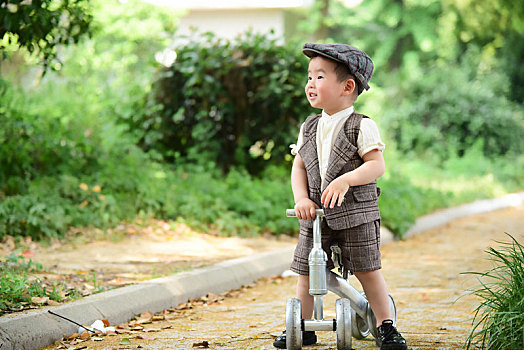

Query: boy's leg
[[353, 269, 390, 326], [273, 275, 317, 348], [296, 274, 314, 319], [354, 269, 407, 349], [337, 220, 390, 325], [340, 221, 406, 349]]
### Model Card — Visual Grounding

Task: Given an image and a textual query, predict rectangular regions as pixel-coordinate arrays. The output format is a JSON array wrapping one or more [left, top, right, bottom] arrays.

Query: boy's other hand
[[321, 177, 349, 209], [294, 198, 319, 220]]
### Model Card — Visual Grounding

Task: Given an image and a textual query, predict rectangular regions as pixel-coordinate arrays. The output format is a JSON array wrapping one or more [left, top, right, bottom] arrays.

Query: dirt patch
[[1, 219, 296, 313]]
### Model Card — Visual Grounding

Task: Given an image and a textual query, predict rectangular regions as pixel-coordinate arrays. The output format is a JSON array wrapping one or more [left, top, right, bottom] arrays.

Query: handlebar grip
[[286, 209, 296, 217], [286, 209, 325, 217]]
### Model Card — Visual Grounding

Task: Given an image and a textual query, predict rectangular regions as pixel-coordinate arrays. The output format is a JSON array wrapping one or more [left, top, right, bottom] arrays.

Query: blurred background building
[[143, 0, 314, 40]]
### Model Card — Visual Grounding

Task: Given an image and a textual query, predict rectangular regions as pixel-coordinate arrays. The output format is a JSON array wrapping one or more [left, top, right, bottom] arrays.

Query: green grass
[[2, 152, 522, 242], [0, 253, 90, 315], [378, 144, 523, 237], [463, 233, 524, 349], [0, 253, 46, 314]]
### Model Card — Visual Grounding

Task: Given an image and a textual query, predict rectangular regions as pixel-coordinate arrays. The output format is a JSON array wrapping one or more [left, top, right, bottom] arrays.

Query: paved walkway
[[35, 203, 524, 349]]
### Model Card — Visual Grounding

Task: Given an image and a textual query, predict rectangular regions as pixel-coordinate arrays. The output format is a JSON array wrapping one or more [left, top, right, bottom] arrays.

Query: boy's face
[[305, 56, 350, 115]]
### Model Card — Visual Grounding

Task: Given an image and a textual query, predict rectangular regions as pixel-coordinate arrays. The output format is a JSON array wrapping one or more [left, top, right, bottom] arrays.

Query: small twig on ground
[[48, 310, 95, 333]]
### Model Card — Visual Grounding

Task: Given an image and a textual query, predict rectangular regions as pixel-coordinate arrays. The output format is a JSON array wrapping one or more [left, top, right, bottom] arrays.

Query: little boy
[[273, 43, 407, 349]]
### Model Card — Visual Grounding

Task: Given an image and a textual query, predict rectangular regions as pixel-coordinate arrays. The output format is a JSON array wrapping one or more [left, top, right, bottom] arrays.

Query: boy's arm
[[321, 149, 385, 209], [292, 154, 319, 220]]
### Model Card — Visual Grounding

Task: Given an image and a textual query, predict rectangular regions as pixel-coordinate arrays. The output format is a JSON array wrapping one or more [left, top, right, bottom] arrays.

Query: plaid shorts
[[290, 219, 381, 275]]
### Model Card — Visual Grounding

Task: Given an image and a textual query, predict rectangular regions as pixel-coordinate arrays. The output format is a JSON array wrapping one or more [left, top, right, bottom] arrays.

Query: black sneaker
[[273, 330, 317, 348], [377, 320, 407, 350]]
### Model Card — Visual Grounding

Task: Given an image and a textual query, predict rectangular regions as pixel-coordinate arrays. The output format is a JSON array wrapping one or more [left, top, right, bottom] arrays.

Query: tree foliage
[[127, 31, 310, 174], [441, 0, 524, 102], [307, 0, 524, 102], [383, 54, 524, 160], [327, 0, 442, 73], [0, 0, 93, 72], [299, 0, 524, 159]]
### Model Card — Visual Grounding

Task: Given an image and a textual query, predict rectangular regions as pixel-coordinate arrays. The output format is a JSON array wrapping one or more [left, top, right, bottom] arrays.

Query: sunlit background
[[0, 4, 523, 345], [1, 0, 523, 246]]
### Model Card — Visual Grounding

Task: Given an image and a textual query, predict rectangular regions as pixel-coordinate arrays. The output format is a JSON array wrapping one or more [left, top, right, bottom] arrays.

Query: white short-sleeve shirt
[[290, 106, 385, 187]]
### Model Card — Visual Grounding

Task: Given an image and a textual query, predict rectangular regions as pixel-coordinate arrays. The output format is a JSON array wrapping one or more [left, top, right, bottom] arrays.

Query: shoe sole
[[381, 344, 407, 350], [272, 336, 317, 348]]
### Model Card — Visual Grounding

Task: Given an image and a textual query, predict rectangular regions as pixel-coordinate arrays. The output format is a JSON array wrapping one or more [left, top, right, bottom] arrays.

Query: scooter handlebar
[[286, 209, 325, 217]]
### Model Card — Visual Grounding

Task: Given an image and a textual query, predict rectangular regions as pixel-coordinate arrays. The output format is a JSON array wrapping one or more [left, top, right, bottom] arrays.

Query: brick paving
[[38, 205, 523, 350]]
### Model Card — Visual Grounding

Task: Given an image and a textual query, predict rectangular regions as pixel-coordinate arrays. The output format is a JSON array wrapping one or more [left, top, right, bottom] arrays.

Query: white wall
[[176, 8, 285, 41]]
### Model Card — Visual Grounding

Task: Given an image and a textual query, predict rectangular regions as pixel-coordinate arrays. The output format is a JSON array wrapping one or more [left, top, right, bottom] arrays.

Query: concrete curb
[[404, 192, 524, 238], [1, 192, 523, 350], [0, 247, 295, 350]]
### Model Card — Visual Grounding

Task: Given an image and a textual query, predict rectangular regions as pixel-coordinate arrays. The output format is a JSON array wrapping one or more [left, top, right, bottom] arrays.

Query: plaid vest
[[297, 112, 381, 230]]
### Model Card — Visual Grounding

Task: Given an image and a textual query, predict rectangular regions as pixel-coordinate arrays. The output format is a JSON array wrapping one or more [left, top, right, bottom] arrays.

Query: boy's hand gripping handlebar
[[286, 209, 325, 218]]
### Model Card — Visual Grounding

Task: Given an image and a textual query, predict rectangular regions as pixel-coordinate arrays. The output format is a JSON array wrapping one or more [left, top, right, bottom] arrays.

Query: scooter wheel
[[388, 293, 397, 325], [351, 307, 370, 339], [365, 303, 380, 346], [336, 298, 352, 350], [286, 298, 302, 350]]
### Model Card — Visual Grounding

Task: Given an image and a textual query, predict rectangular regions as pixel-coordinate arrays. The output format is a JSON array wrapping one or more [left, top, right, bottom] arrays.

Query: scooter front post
[[308, 211, 327, 321]]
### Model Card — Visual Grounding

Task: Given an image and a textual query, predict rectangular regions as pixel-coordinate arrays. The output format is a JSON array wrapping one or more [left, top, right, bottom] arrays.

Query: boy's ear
[[342, 78, 357, 96]]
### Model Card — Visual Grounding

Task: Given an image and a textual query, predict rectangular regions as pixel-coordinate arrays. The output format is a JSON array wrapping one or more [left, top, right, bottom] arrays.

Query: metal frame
[[285, 209, 397, 349]]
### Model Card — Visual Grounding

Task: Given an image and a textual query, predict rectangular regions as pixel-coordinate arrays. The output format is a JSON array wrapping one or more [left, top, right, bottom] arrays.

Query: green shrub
[[377, 172, 450, 237], [158, 164, 296, 236], [0, 80, 101, 195], [2, 8, 522, 243], [464, 233, 524, 349], [0, 79, 147, 239], [0, 0, 182, 240], [376, 141, 524, 238], [129, 31, 310, 174], [0, 174, 120, 240], [383, 48, 524, 160]]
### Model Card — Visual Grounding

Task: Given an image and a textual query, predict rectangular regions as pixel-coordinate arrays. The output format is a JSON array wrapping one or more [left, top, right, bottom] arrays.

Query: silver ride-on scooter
[[284, 209, 397, 350]]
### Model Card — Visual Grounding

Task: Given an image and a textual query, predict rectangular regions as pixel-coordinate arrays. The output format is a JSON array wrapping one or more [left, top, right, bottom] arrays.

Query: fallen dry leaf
[[136, 311, 153, 324], [137, 334, 154, 340], [192, 340, 209, 348], [79, 331, 91, 339], [67, 333, 79, 340], [139, 311, 153, 318], [31, 296, 49, 305], [22, 249, 35, 258]]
